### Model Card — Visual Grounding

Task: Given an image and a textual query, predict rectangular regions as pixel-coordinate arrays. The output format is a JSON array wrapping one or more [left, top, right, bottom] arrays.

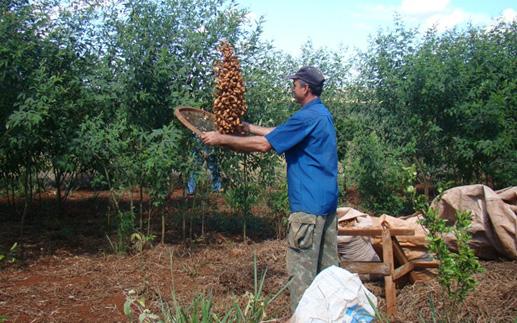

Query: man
[[186, 136, 223, 198], [200, 66, 339, 312]]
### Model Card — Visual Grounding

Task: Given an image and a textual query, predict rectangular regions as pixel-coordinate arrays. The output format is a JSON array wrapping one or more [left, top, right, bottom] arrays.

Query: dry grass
[[1, 239, 516, 322], [396, 261, 517, 322]]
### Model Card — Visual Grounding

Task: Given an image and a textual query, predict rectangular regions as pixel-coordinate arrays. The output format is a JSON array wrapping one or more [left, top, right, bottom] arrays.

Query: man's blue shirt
[[265, 98, 338, 216]]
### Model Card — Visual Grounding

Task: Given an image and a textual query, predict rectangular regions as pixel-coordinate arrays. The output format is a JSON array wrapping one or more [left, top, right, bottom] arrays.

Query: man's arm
[[245, 123, 275, 136], [200, 131, 272, 153]]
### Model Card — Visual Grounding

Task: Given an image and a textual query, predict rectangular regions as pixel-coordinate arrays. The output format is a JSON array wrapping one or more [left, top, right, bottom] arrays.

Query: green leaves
[[106, 0, 257, 130], [0, 0, 514, 248], [143, 124, 182, 207], [355, 18, 517, 190], [420, 206, 484, 302], [347, 131, 413, 215], [0, 242, 18, 266]]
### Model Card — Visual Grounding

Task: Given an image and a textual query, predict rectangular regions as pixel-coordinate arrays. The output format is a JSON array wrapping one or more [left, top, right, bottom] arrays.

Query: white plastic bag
[[291, 266, 377, 323]]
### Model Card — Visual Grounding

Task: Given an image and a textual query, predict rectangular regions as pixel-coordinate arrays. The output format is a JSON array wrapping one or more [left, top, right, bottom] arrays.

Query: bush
[[420, 205, 483, 302], [348, 132, 413, 215]]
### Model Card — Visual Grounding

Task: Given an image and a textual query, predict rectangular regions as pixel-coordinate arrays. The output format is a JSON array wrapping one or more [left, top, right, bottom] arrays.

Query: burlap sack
[[432, 185, 517, 260]]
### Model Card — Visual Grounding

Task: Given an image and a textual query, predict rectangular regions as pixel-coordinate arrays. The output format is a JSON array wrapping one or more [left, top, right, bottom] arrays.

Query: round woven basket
[[174, 106, 217, 135]]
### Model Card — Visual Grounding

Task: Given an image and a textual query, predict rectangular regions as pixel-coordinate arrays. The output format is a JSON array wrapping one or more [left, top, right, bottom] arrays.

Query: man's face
[[292, 79, 309, 105]]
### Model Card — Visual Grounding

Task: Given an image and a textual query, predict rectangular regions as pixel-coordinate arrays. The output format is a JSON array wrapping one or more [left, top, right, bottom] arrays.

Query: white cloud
[[397, 0, 494, 33], [423, 9, 467, 32], [348, 1, 505, 46], [400, 0, 450, 16], [501, 8, 517, 23], [422, 9, 490, 32], [352, 3, 398, 21], [485, 8, 516, 32]]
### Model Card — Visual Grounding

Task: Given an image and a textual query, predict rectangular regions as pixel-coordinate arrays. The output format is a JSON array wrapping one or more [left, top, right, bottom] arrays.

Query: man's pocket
[[287, 212, 317, 250]]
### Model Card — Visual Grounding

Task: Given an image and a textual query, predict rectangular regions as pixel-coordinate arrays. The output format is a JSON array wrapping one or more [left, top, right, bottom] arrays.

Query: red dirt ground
[[0, 191, 516, 322]]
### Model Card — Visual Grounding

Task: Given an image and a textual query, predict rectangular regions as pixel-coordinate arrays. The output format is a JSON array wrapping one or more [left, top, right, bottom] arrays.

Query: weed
[[123, 253, 290, 322]]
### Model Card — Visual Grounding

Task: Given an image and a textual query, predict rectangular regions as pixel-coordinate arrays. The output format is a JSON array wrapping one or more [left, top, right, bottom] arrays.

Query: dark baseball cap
[[289, 66, 325, 86]]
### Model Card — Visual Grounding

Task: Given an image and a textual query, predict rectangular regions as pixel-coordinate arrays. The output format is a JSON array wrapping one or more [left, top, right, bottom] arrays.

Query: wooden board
[[411, 259, 440, 268], [341, 261, 390, 275], [392, 238, 419, 283], [338, 227, 415, 237], [393, 262, 415, 280], [382, 229, 397, 317]]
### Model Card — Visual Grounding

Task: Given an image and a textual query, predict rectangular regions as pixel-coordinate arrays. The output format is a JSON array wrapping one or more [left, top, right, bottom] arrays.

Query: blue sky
[[237, 0, 516, 55]]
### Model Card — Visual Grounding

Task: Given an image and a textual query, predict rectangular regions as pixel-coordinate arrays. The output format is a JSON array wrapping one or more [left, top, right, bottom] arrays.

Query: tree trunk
[[342, 155, 347, 204], [9, 179, 14, 209], [139, 185, 144, 230], [12, 183, 17, 213], [243, 155, 248, 242], [20, 172, 30, 238], [55, 169, 62, 217], [189, 209, 193, 241], [5, 177, 12, 208], [129, 190, 134, 221], [146, 207, 151, 236], [19, 165, 32, 261], [182, 211, 186, 240], [201, 201, 205, 239], [37, 175, 43, 213], [161, 212, 165, 244], [243, 212, 247, 242], [276, 216, 284, 240], [107, 206, 112, 234], [28, 169, 33, 210], [424, 175, 431, 200]]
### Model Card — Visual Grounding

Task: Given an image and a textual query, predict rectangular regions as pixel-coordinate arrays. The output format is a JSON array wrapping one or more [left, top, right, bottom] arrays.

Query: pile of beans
[[213, 41, 247, 134]]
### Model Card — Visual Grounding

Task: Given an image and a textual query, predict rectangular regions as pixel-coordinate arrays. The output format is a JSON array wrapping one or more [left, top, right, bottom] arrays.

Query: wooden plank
[[382, 228, 397, 317], [338, 227, 415, 237], [341, 261, 390, 275], [396, 236, 428, 245], [392, 238, 419, 283], [411, 269, 437, 283], [412, 260, 440, 268], [393, 262, 415, 280]]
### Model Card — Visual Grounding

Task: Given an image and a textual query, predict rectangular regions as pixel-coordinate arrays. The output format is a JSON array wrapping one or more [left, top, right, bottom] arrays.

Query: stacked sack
[[337, 207, 380, 262], [213, 41, 247, 134]]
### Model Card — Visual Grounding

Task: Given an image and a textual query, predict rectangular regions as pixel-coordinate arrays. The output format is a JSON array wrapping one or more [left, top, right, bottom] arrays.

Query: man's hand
[[240, 121, 251, 133], [200, 131, 223, 146]]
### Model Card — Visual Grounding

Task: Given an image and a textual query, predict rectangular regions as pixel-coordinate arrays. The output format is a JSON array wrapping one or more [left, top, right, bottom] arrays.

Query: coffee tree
[[356, 18, 517, 194], [1, 0, 515, 251], [141, 125, 182, 244]]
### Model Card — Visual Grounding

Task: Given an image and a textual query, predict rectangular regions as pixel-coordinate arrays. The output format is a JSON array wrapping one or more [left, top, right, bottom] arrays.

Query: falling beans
[[213, 41, 247, 134]]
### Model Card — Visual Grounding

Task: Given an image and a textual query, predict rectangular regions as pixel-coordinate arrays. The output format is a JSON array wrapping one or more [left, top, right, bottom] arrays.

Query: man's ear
[[304, 84, 310, 95]]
